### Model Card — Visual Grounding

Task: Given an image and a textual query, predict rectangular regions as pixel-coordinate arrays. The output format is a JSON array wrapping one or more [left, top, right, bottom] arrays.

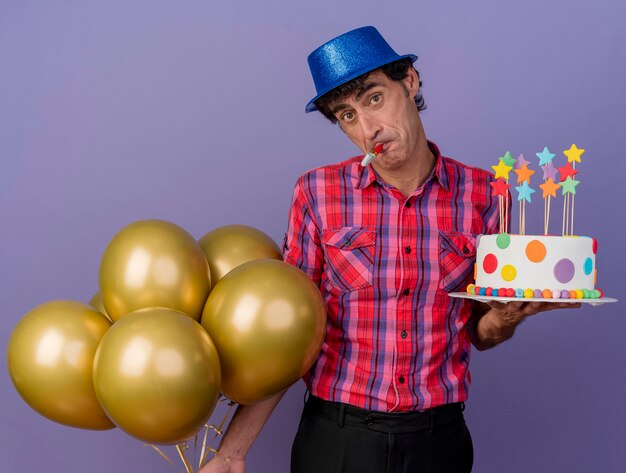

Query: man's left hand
[[469, 300, 582, 350], [486, 300, 582, 327]]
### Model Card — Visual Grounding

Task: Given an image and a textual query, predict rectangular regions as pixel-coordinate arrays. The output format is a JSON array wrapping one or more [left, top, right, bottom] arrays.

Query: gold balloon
[[7, 300, 114, 430], [99, 220, 211, 322], [198, 224, 281, 285], [93, 307, 221, 444], [89, 292, 111, 321], [201, 259, 326, 405]]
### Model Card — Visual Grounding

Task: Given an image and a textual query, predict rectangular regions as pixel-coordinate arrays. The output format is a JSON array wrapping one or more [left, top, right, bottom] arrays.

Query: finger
[[486, 300, 508, 311], [560, 302, 582, 309]]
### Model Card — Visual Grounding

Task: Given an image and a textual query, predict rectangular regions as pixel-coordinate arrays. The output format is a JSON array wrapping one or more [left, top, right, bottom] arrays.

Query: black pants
[[291, 396, 473, 473]]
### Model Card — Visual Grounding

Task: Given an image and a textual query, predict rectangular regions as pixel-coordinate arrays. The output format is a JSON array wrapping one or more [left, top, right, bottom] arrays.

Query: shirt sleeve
[[282, 175, 324, 287]]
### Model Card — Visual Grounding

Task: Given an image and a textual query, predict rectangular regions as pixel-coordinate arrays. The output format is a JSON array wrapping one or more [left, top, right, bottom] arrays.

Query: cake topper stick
[[490, 177, 511, 233], [535, 147, 556, 235], [559, 145, 583, 236], [540, 162, 559, 235], [572, 195, 576, 234], [515, 156, 536, 236], [515, 180, 535, 235], [564, 144, 584, 235], [492, 152, 514, 233], [562, 195, 567, 236], [561, 175, 580, 236], [540, 178, 560, 234]]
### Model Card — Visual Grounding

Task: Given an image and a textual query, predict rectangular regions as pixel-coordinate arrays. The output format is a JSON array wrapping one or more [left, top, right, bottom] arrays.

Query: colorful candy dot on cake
[[486, 287, 493, 296], [582, 289, 591, 299], [593, 289, 601, 298], [515, 288, 524, 298], [533, 289, 542, 298], [597, 289, 604, 298], [575, 289, 584, 299], [466, 284, 475, 295], [524, 288, 534, 298], [592, 238, 598, 254], [561, 290, 570, 298], [506, 288, 515, 297], [554, 259, 576, 284], [542, 289, 552, 298], [492, 288, 499, 297], [583, 258, 593, 275], [483, 253, 498, 274], [552, 289, 561, 299], [496, 233, 511, 249], [569, 290, 577, 299], [525, 240, 547, 263], [501, 264, 517, 282], [479, 287, 487, 296]]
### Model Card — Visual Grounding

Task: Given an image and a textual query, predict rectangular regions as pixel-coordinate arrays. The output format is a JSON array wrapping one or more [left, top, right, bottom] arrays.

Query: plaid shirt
[[283, 141, 500, 412]]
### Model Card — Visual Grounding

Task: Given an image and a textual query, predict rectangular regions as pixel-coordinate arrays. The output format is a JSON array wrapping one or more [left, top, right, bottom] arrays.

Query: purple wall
[[1, 1, 624, 471]]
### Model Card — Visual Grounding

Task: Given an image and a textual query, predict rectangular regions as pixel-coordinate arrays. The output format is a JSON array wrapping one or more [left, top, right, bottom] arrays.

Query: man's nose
[[358, 112, 381, 144]]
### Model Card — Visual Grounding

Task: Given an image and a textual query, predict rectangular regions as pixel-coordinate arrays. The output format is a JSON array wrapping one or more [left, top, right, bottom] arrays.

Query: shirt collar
[[355, 140, 450, 192]]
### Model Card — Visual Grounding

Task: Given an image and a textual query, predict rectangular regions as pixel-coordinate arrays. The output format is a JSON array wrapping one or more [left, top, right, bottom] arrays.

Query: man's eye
[[342, 112, 354, 122], [371, 94, 381, 104]]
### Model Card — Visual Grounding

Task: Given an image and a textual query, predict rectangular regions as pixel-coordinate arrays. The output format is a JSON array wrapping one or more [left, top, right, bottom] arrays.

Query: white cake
[[469, 233, 601, 299]]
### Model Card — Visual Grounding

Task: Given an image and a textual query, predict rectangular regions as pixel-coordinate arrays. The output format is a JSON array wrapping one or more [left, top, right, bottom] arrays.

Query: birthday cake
[[469, 233, 602, 299], [465, 145, 603, 300]]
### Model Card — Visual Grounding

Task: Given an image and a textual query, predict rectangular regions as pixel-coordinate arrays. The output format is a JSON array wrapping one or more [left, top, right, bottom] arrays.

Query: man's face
[[328, 68, 422, 171]]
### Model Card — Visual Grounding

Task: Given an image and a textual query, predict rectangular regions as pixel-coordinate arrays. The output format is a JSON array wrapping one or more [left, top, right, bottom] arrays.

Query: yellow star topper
[[492, 159, 513, 180], [564, 144, 585, 163]]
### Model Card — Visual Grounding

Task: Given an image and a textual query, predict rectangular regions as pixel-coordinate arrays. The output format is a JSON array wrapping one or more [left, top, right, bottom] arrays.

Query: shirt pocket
[[322, 227, 376, 292], [438, 231, 477, 292]]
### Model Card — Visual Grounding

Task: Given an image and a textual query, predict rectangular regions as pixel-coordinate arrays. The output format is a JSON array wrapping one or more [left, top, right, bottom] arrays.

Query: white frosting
[[475, 234, 596, 290]]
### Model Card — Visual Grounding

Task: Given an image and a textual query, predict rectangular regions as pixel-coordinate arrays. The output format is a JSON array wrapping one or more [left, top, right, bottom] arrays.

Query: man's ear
[[402, 67, 420, 99]]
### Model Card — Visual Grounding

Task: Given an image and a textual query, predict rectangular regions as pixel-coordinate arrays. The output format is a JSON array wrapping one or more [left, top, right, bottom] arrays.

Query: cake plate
[[448, 292, 618, 307]]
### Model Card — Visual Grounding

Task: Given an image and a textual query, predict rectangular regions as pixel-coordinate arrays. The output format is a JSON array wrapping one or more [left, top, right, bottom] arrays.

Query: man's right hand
[[196, 389, 287, 473], [199, 455, 245, 473]]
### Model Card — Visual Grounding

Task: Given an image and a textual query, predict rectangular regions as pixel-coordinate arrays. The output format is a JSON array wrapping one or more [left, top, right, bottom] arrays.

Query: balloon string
[[144, 444, 187, 473], [198, 397, 230, 469], [176, 444, 194, 473], [199, 401, 237, 468], [198, 423, 211, 471]]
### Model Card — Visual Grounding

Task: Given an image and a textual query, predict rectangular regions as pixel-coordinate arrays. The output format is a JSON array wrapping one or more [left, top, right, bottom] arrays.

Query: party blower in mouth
[[361, 143, 384, 167]]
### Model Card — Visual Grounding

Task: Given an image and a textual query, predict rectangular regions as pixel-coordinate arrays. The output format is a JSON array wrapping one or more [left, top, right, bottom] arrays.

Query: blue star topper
[[515, 181, 536, 203], [536, 146, 556, 166]]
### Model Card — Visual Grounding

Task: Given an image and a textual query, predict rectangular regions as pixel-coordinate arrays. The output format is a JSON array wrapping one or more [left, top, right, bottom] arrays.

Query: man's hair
[[314, 58, 426, 124]]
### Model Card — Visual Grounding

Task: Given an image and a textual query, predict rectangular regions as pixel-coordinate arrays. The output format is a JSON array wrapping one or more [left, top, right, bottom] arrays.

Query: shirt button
[[405, 201, 411, 208], [401, 330, 408, 339], [404, 246, 411, 254], [402, 288, 410, 296], [399, 376, 405, 384]]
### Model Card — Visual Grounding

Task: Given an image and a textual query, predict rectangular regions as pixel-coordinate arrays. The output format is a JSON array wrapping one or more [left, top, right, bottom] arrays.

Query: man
[[200, 26, 576, 473]]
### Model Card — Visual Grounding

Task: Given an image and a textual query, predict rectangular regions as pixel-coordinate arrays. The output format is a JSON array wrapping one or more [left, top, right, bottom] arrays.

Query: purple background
[[1, 1, 624, 472]]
